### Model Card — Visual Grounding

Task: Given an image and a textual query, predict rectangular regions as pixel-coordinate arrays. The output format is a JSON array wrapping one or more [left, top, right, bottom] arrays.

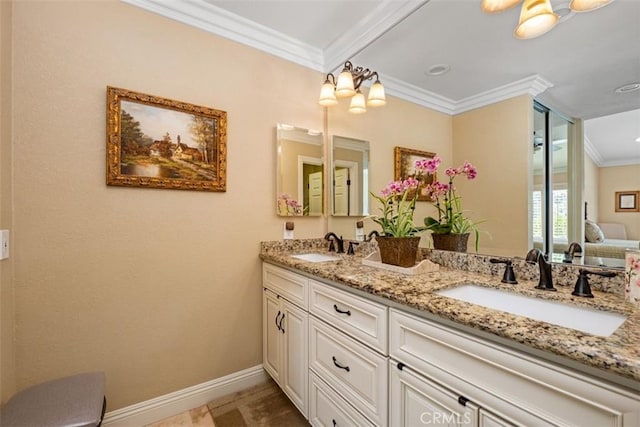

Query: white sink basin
[[436, 284, 627, 337], [290, 253, 342, 263]]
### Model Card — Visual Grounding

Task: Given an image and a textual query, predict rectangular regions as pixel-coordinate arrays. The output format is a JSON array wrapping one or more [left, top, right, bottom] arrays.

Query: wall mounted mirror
[[276, 124, 324, 216], [330, 135, 370, 217]]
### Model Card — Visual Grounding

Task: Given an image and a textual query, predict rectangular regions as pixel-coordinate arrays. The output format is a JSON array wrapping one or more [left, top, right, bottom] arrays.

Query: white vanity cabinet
[[262, 263, 308, 417], [389, 308, 640, 427], [390, 359, 479, 427], [308, 279, 389, 427], [262, 261, 640, 427]]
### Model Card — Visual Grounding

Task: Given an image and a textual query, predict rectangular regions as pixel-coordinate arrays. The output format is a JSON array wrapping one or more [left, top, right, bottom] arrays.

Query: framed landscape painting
[[106, 87, 227, 191], [394, 146, 437, 201]]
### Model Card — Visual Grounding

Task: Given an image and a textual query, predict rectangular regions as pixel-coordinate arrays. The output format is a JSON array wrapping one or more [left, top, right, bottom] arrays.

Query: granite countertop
[[260, 239, 640, 390]]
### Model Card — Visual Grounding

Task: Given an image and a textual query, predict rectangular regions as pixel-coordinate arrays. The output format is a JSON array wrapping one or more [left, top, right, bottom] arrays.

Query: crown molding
[[583, 136, 604, 166], [379, 74, 457, 115], [453, 75, 554, 115], [322, 0, 431, 73], [121, 0, 554, 116], [121, 0, 325, 71]]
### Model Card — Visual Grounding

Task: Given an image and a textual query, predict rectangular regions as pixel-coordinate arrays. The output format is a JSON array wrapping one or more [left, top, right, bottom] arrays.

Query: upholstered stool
[[0, 372, 106, 427]]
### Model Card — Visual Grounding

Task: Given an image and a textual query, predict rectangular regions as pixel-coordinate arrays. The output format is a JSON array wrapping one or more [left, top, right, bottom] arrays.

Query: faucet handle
[[490, 258, 518, 284], [572, 268, 617, 298], [347, 241, 359, 255]]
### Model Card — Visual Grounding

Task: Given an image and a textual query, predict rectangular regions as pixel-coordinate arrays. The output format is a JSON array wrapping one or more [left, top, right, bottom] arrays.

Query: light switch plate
[[0, 230, 9, 260]]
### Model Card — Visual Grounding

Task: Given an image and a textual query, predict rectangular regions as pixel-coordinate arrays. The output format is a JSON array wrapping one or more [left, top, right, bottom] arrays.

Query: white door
[[389, 360, 478, 427], [281, 299, 308, 417], [262, 289, 282, 385], [309, 171, 323, 215], [334, 168, 349, 215]]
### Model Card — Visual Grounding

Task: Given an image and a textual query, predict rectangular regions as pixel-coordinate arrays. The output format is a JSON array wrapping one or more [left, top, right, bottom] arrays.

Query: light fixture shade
[[367, 80, 386, 107], [348, 90, 367, 114], [318, 79, 338, 106], [569, 0, 613, 12], [481, 0, 521, 13], [514, 0, 558, 39], [335, 70, 356, 98]]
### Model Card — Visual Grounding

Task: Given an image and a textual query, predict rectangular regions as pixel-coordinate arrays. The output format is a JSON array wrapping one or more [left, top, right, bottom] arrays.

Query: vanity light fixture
[[318, 60, 385, 114], [514, 0, 558, 39], [482, 0, 614, 39], [569, 0, 614, 12]]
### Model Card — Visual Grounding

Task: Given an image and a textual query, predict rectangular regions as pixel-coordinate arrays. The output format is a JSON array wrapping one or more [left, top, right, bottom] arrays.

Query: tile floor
[[146, 405, 215, 427], [145, 379, 307, 427]]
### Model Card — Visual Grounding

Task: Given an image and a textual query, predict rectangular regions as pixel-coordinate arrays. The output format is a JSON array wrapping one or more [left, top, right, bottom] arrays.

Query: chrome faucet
[[324, 232, 344, 253], [525, 248, 556, 291]]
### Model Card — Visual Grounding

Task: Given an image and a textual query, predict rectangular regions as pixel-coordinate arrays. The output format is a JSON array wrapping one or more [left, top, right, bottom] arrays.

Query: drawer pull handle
[[332, 420, 337, 427], [279, 313, 285, 334], [332, 356, 350, 372], [275, 311, 281, 331], [333, 304, 351, 316]]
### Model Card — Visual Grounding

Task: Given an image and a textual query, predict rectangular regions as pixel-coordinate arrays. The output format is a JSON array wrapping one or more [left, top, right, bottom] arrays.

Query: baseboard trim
[[102, 365, 268, 426]]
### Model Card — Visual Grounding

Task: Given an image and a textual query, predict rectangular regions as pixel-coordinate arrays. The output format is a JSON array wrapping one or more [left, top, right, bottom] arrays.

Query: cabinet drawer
[[390, 309, 640, 427], [263, 263, 308, 309], [309, 371, 375, 427], [309, 280, 388, 354], [309, 317, 388, 426], [389, 360, 478, 427]]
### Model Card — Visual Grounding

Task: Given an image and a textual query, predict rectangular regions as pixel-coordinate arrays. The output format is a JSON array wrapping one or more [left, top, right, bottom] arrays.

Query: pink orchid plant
[[370, 177, 423, 237], [370, 156, 483, 249], [277, 193, 305, 216], [418, 156, 484, 250]]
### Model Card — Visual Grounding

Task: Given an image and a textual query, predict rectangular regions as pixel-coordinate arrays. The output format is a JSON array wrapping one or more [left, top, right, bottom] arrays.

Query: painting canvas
[[394, 146, 437, 201], [106, 87, 227, 191]]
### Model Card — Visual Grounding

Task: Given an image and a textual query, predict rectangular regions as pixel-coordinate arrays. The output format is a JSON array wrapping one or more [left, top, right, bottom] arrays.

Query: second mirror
[[331, 135, 370, 217]]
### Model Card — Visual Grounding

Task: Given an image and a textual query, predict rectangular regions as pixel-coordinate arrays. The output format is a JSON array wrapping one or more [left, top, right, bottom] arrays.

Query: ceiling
[[125, 0, 640, 166]]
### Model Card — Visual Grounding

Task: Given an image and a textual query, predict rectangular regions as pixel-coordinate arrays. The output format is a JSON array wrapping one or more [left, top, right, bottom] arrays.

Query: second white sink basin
[[291, 253, 342, 263], [436, 284, 627, 337]]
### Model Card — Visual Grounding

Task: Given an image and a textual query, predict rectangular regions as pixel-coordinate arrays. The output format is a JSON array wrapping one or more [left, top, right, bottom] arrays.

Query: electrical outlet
[[0, 230, 9, 260], [283, 222, 294, 240]]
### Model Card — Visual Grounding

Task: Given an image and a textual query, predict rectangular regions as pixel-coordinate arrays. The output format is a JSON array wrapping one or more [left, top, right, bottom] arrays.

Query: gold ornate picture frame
[[106, 86, 227, 192], [394, 146, 437, 201]]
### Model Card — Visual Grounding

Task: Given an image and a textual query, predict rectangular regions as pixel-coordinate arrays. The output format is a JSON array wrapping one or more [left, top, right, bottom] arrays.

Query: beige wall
[[452, 95, 533, 257], [584, 153, 600, 222], [10, 0, 327, 409], [1, 0, 580, 411], [598, 164, 640, 240], [1, 0, 16, 403], [327, 97, 453, 242]]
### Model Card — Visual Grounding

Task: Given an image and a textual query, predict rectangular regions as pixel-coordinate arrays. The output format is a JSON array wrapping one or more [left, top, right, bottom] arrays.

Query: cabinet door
[[479, 409, 516, 427], [390, 360, 477, 427], [281, 298, 308, 417], [309, 372, 375, 427], [263, 288, 282, 384]]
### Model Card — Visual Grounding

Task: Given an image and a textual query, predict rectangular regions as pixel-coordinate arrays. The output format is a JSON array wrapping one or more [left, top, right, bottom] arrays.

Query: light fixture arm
[[341, 61, 378, 90], [323, 73, 336, 85]]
